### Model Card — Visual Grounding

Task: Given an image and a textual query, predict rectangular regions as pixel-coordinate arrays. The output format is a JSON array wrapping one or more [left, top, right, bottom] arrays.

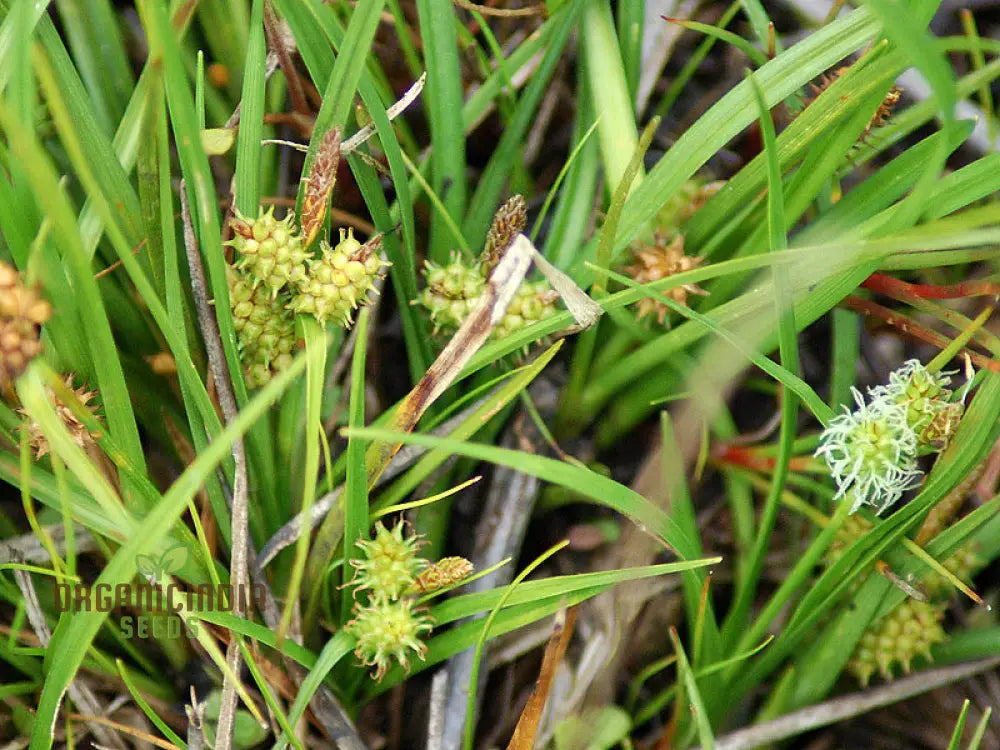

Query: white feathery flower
[[815, 387, 922, 515]]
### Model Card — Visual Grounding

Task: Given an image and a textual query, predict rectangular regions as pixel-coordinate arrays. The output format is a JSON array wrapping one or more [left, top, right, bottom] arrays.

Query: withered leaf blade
[[531, 250, 603, 330], [301, 127, 342, 249], [361, 232, 538, 487], [506, 606, 578, 750]]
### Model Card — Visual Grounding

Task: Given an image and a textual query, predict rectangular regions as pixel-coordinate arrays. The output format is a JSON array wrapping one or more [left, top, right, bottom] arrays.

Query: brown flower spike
[[480, 194, 527, 274], [300, 127, 342, 249], [809, 67, 902, 141]]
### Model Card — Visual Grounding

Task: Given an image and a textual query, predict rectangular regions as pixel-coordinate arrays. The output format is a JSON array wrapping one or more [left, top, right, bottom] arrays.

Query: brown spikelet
[[866, 86, 901, 135], [624, 234, 707, 324], [807, 67, 901, 141], [19, 374, 100, 458], [408, 556, 474, 594], [0, 262, 52, 387], [300, 127, 343, 249], [480, 194, 528, 275]]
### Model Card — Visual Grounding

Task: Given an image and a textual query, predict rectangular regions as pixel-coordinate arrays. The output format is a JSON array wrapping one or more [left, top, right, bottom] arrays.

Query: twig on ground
[[842, 295, 1000, 373]]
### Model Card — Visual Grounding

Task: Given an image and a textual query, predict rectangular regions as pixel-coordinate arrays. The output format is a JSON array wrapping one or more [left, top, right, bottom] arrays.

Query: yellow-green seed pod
[[847, 599, 946, 685], [227, 207, 310, 296], [228, 268, 298, 388], [289, 228, 390, 327]]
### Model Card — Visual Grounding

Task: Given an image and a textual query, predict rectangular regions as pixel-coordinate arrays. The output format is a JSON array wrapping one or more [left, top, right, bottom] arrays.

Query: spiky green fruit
[[349, 521, 425, 602], [492, 279, 559, 339], [227, 207, 310, 295], [868, 360, 961, 452], [417, 253, 558, 339], [229, 270, 297, 388], [346, 597, 433, 681], [417, 253, 486, 333], [289, 228, 389, 327], [847, 599, 946, 685], [656, 177, 725, 229]]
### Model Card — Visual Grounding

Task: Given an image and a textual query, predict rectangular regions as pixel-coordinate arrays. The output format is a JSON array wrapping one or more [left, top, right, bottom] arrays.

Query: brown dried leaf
[[506, 606, 578, 750]]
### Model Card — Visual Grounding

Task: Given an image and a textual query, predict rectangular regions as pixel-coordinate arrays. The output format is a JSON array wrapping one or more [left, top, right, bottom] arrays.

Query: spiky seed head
[[848, 599, 945, 685], [624, 233, 707, 324], [417, 253, 558, 339], [348, 521, 425, 602], [227, 207, 310, 295], [0, 261, 52, 386], [289, 228, 390, 328], [346, 597, 434, 681], [825, 514, 874, 565], [815, 387, 922, 515], [481, 195, 527, 274], [492, 279, 560, 340], [408, 556, 474, 595], [19, 374, 100, 459]]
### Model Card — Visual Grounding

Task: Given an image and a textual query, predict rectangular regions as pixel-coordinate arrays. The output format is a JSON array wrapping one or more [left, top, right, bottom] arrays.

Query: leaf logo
[[135, 542, 188, 582]]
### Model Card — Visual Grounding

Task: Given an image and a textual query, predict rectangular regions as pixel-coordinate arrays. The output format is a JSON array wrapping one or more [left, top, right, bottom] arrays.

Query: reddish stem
[[862, 272, 1000, 300], [714, 445, 813, 473], [842, 296, 1000, 373]]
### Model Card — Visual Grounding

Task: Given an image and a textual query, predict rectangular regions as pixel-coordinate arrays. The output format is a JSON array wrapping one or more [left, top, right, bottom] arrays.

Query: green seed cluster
[[816, 360, 968, 515], [349, 521, 426, 602], [346, 597, 434, 682], [289, 228, 391, 327], [344, 521, 473, 681], [827, 516, 981, 685], [417, 252, 558, 338], [224, 209, 390, 386], [869, 360, 964, 452], [228, 272, 297, 388], [494, 279, 559, 339], [849, 599, 946, 686], [227, 207, 309, 296], [655, 176, 725, 229]]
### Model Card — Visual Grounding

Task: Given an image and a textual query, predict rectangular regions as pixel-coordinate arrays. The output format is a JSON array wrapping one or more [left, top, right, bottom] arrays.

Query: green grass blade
[[415, 0, 466, 261], [461, 0, 582, 252], [345, 427, 703, 561], [340, 308, 370, 623], [234, 0, 266, 213]]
